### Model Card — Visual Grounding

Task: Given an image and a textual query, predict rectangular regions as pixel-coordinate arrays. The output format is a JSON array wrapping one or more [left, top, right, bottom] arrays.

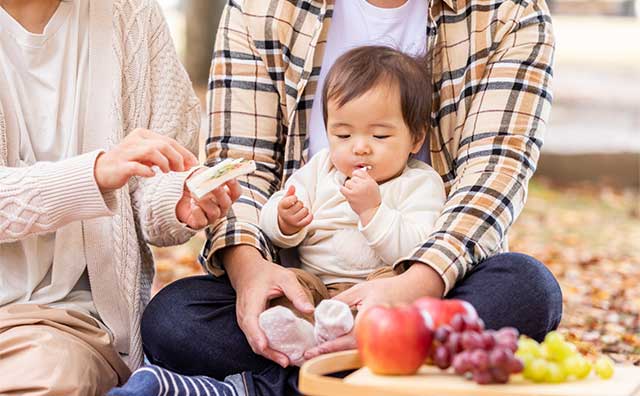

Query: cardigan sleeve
[[0, 150, 115, 243], [127, 0, 202, 247]]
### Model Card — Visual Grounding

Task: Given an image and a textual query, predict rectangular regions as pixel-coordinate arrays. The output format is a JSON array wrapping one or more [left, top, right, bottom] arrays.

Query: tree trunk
[[185, 0, 225, 86]]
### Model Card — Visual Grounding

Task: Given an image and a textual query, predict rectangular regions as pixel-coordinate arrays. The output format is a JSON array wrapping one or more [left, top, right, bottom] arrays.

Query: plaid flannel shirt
[[201, 0, 554, 295]]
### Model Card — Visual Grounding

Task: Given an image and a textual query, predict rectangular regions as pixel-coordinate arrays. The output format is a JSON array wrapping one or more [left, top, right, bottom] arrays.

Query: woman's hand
[[303, 263, 445, 359], [176, 174, 243, 229], [95, 128, 198, 192], [222, 245, 315, 368]]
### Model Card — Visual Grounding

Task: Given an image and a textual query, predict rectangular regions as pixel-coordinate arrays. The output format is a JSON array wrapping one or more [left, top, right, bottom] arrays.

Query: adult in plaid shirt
[[141, 0, 563, 394]]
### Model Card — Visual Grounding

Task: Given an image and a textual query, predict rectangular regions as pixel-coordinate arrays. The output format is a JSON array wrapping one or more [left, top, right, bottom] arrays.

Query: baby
[[258, 45, 446, 365]]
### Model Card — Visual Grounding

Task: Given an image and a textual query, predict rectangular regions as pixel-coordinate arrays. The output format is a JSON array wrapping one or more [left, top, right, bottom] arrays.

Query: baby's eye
[[336, 134, 350, 139], [373, 135, 390, 140]]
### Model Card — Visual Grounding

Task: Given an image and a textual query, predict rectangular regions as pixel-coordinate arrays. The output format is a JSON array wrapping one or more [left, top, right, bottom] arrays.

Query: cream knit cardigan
[[0, 0, 200, 369]]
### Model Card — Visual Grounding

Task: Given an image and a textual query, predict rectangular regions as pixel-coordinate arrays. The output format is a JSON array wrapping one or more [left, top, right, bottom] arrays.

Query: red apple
[[413, 297, 478, 329], [355, 304, 433, 375]]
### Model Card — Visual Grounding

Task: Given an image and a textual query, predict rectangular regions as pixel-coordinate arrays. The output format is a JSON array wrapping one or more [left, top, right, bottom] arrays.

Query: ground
[[151, 177, 640, 365]]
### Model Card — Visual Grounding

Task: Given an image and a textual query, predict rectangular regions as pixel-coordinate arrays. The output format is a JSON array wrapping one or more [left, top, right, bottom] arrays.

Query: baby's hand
[[340, 168, 381, 225], [277, 185, 313, 235]]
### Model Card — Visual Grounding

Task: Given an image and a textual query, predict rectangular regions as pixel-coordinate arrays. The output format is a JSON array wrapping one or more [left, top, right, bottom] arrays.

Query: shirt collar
[[439, 0, 463, 12]]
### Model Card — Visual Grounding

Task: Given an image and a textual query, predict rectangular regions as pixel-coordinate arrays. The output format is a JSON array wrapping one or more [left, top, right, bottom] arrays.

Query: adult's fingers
[[280, 272, 314, 314], [126, 162, 155, 178], [187, 204, 209, 229], [226, 179, 243, 202], [237, 294, 290, 367], [303, 332, 357, 360], [139, 129, 198, 169], [130, 146, 171, 173], [161, 135, 198, 168], [193, 198, 221, 225], [212, 186, 233, 213], [331, 285, 362, 308], [153, 140, 187, 172]]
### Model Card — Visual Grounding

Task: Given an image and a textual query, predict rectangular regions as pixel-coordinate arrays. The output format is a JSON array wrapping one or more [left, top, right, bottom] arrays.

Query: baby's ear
[[411, 130, 427, 154]]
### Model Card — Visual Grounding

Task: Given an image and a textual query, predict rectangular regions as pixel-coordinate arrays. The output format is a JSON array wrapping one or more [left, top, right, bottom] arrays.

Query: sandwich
[[187, 158, 256, 199]]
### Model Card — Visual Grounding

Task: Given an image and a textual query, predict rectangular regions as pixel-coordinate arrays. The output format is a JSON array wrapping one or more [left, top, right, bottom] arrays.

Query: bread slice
[[187, 158, 256, 199]]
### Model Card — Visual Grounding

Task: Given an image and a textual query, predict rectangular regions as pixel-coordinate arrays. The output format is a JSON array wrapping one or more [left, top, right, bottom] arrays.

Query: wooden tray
[[299, 350, 640, 396]]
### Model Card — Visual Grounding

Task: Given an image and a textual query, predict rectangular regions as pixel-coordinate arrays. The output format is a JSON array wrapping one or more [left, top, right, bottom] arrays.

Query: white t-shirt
[[0, 1, 97, 317], [307, 0, 429, 161]]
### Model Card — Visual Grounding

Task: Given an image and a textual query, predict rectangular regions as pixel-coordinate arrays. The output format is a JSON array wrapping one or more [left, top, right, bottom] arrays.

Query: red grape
[[461, 331, 483, 350], [434, 325, 452, 343], [490, 367, 510, 384], [508, 356, 524, 374], [450, 314, 465, 332], [434, 345, 452, 369], [489, 347, 510, 369], [447, 332, 463, 354], [452, 352, 471, 375], [481, 332, 496, 350], [470, 349, 489, 371], [472, 369, 493, 384]]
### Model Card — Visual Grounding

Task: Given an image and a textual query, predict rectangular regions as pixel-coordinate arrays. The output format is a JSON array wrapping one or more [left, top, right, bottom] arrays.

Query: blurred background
[[154, 0, 640, 365]]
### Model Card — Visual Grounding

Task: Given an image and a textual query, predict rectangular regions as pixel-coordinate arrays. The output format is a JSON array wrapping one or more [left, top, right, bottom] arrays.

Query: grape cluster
[[516, 331, 615, 382], [430, 314, 524, 384]]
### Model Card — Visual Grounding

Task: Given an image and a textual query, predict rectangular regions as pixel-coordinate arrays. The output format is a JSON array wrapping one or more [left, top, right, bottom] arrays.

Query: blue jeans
[[140, 252, 562, 396]]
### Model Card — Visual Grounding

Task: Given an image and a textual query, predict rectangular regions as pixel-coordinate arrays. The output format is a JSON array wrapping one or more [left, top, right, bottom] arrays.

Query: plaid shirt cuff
[[198, 219, 276, 276]]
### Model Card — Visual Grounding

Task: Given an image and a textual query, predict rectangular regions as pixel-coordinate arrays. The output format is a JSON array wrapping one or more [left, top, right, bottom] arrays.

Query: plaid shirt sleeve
[[198, 1, 283, 273], [395, 0, 555, 295]]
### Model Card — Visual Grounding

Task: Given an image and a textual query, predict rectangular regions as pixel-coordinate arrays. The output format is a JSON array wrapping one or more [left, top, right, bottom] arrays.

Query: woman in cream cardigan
[[0, 0, 238, 394]]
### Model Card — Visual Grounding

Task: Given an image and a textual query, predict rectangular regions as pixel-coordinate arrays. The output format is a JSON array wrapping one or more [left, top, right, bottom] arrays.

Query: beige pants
[[270, 266, 396, 323], [0, 304, 131, 396]]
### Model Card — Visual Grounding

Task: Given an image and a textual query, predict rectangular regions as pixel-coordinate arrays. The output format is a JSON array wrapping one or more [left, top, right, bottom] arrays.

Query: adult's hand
[[176, 173, 242, 229], [95, 128, 198, 192], [222, 245, 315, 367], [303, 263, 445, 360]]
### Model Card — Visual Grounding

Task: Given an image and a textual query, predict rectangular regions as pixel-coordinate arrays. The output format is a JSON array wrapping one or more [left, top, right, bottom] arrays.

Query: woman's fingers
[[193, 198, 221, 225], [126, 162, 155, 178], [153, 140, 187, 172], [187, 203, 209, 229], [226, 179, 243, 201], [212, 186, 233, 213], [130, 146, 171, 173], [161, 135, 198, 168]]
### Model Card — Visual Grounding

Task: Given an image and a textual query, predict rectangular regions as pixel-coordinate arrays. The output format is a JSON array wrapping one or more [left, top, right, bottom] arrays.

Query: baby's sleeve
[[358, 167, 446, 265]]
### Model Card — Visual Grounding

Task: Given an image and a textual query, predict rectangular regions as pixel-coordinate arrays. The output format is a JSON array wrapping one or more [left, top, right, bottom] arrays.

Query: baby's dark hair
[[322, 45, 434, 143]]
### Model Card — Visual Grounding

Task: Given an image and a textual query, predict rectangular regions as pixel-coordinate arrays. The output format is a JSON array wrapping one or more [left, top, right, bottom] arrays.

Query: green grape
[[543, 333, 574, 362], [527, 358, 549, 383], [517, 337, 542, 358], [539, 343, 552, 360], [561, 355, 585, 378], [544, 362, 567, 383], [520, 354, 536, 379], [594, 356, 615, 380], [544, 331, 565, 346], [576, 357, 592, 379], [550, 341, 575, 362]]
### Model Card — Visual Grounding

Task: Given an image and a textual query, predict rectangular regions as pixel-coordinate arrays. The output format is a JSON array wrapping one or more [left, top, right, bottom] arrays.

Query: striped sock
[[107, 364, 244, 396]]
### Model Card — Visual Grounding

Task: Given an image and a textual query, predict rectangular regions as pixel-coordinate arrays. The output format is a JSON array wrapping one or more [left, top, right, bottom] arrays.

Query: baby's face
[[326, 82, 424, 183]]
